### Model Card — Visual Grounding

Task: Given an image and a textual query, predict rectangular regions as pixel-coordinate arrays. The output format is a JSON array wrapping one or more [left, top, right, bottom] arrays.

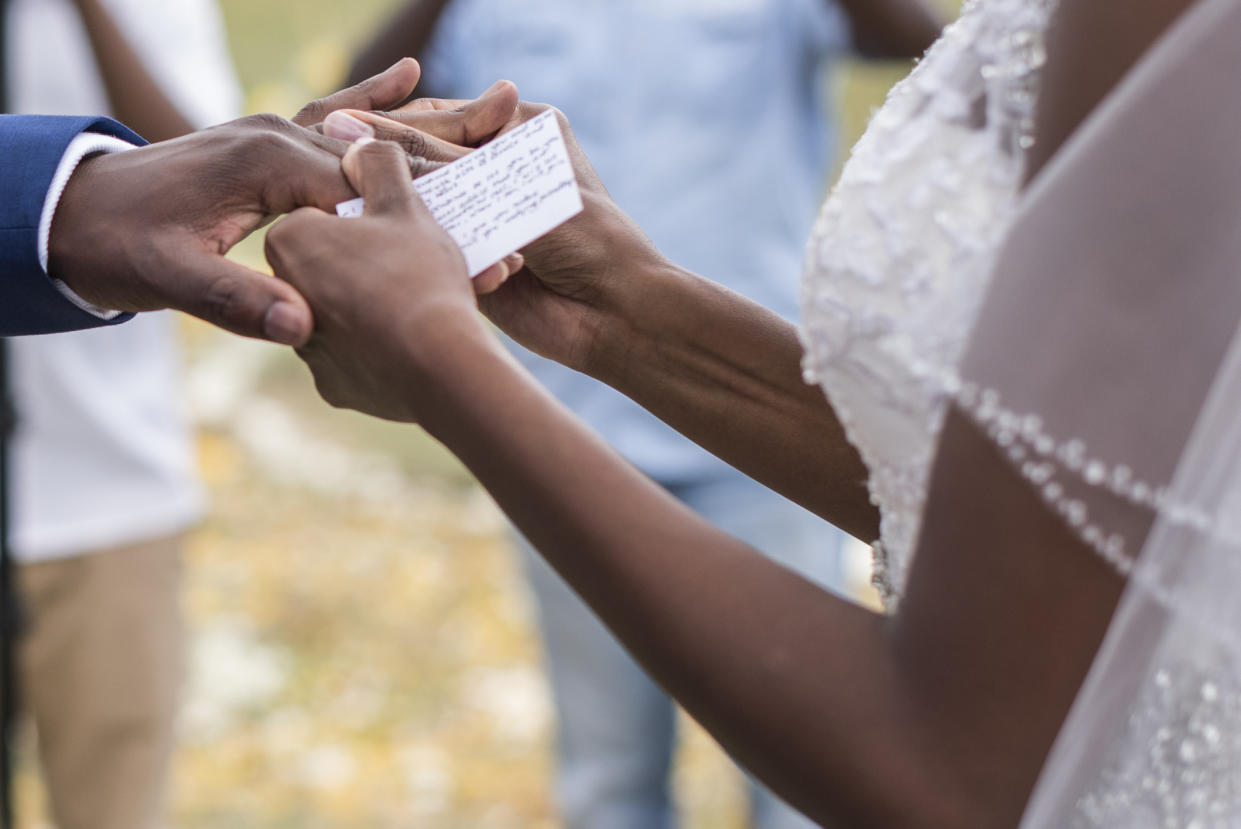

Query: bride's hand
[[324, 96, 669, 374], [264, 138, 519, 423]]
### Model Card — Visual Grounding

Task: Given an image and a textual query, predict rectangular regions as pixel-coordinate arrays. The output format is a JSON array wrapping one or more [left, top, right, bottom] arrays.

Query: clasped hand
[[46, 59, 521, 347], [265, 93, 668, 424]]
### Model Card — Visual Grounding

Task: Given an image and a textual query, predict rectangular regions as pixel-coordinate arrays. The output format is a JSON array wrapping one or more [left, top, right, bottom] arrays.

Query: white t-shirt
[[4, 0, 243, 561]]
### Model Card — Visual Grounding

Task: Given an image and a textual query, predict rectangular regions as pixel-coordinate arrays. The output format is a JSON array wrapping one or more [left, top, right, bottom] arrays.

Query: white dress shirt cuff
[[38, 132, 140, 320]]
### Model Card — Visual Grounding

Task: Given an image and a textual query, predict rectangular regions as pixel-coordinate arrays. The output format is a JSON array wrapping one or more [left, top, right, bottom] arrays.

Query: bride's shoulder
[[1024, 0, 1200, 184]]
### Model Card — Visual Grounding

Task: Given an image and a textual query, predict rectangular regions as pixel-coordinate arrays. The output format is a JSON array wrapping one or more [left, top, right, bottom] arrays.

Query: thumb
[[457, 79, 521, 144], [174, 252, 314, 346], [342, 138, 420, 217]]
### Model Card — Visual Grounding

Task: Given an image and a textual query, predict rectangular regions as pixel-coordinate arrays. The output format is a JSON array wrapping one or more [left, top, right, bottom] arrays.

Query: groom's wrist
[[399, 301, 504, 382], [45, 136, 138, 318], [405, 308, 527, 438]]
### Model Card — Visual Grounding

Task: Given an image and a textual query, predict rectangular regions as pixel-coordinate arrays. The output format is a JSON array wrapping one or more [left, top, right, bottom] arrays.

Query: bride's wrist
[[398, 301, 497, 376], [404, 310, 529, 439], [580, 256, 696, 382]]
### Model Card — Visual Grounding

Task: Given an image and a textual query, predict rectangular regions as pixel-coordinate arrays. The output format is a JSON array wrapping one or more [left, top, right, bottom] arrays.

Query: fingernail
[[354, 136, 375, 147], [264, 301, 309, 346], [324, 111, 374, 142]]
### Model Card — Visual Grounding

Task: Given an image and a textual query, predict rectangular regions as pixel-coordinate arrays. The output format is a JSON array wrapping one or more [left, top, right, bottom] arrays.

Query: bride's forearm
[[411, 325, 961, 827], [576, 259, 880, 541], [350, 101, 877, 539]]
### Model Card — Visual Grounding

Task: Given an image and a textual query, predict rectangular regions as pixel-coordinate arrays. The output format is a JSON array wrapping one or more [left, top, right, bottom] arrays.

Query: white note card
[[336, 109, 584, 277]]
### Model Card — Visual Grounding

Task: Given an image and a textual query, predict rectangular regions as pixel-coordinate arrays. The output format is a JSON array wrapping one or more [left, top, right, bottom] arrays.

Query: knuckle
[[361, 139, 407, 166], [395, 129, 429, 158], [242, 129, 298, 164], [266, 212, 322, 267], [203, 275, 252, 329], [409, 157, 437, 179], [239, 112, 292, 134]]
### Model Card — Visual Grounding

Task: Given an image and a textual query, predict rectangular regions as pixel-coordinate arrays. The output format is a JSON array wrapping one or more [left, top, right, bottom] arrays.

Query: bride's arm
[[261, 144, 1116, 828], [265, 157, 968, 825], [340, 104, 880, 541], [524, 252, 881, 543]]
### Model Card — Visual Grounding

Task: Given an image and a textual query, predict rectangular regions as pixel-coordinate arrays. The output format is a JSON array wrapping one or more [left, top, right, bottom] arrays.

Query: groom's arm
[[0, 114, 145, 336], [1, 59, 485, 343]]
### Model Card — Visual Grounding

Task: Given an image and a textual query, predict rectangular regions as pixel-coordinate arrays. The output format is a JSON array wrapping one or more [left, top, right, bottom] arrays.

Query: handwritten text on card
[[336, 110, 584, 277]]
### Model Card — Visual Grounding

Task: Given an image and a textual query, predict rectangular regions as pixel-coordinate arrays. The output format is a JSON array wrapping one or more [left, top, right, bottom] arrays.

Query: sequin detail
[[1072, 660, 1241, 828], [946, 378, 1241, 623]]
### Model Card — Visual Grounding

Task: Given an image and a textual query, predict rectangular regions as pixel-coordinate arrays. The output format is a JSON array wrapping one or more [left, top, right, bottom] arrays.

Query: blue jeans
[[518, 474, 846, 829]]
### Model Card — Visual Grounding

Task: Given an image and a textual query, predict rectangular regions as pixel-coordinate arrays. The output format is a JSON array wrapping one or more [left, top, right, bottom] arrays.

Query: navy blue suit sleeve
[[0, 114, 147, 336]]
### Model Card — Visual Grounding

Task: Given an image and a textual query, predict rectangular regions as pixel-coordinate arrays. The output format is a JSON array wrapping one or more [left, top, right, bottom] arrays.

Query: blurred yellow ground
[[16, 321, 758, 827], [164, 325, 759, 828]]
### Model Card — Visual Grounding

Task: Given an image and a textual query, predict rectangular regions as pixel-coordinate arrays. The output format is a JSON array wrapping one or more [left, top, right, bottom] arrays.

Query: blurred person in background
[[2, 0, 241, 826], [350, 3, 942, 827]]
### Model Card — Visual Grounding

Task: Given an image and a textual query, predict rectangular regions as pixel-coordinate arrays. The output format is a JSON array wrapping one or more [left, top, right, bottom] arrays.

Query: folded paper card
[[336, 109, 584, 277]]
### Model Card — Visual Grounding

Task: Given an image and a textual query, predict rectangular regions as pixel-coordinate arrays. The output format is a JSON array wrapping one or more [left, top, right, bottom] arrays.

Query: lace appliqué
[[799, 0, 1057, 609]]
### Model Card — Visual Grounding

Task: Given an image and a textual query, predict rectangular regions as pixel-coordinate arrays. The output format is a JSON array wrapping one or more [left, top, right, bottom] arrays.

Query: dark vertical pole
[[0, 342, 13, 829], [0, 0, 18, 822]]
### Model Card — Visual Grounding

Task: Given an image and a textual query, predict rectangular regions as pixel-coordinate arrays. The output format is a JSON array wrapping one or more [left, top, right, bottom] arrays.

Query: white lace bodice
[[799, 0, 1056, 607]]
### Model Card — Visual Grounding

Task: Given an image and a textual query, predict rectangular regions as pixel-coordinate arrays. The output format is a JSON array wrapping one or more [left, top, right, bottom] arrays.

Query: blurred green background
[[14, 2, 921, 827], [219, 0, 396, 115]]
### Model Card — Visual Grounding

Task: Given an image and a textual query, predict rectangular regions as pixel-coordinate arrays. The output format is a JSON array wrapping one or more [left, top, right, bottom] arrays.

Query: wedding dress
[[799, 0, 1056, 608], [800, 0, 1241, 824]]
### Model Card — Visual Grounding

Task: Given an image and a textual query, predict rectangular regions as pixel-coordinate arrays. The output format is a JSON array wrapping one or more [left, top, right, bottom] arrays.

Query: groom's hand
[[266, 138, 491, 423], [46, 60, 425, 346], [323, 97, 667, 372]]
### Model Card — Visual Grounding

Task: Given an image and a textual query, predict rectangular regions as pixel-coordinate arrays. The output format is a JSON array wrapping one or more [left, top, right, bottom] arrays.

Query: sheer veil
[[938, 0, 1241, 823]]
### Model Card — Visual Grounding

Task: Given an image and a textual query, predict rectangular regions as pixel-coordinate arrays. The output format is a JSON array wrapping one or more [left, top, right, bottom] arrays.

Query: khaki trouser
[[15, 534, 184, 829]]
